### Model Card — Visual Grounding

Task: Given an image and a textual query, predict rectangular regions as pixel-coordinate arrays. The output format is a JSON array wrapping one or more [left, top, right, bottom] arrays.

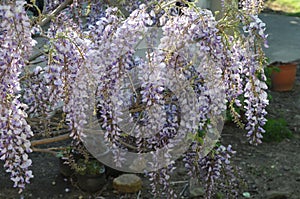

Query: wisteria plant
[[0, 0, 269, 198]]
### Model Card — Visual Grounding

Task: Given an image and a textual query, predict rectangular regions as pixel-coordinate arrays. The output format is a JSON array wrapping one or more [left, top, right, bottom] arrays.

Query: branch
[[28, 0, 73, 61], [32, 146, 69, 155], [31, 133, 70, 146], [28, 51, 45, 62], [32, 147, 58, 155], [38, 0, 73, 27]]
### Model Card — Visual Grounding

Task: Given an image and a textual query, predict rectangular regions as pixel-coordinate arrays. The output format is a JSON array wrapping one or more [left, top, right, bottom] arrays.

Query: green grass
[[266, 0, 300, 15], [263, 118, 293, 142]]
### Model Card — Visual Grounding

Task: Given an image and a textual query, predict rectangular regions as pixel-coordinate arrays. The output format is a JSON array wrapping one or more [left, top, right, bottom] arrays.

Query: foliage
[[74, 158, 105, 176], [56, 144, 105, 175], [263, 118, 293, 142], [266, 0, 300, 14], [0, 0, 269, 197], [56, 147, 72, 159]]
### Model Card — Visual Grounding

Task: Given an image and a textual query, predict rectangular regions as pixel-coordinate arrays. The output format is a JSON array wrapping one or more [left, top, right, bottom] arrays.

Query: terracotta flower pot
[[271, 62, 297, 91], [59, 158, 74, 177], [74, 158, 107, 192], [76, 172, 106, 192]]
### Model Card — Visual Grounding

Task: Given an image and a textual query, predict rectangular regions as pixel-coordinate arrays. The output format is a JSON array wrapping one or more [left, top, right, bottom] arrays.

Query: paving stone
[[189, 178, 205, 198], [189, 187, 205, 198], [113, 174, 142, 193], [265, 190, 290, 199]]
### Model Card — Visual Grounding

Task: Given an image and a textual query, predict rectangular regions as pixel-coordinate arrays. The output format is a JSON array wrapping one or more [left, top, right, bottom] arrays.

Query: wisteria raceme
[[217, 145, 238, 198], [191, 145, 238, 198], [85, 0, 106, 25], [223, 37, 245, 102], [44, 0, 65, 13], [0, 1, 34, 192], [146, 158, 177, 199], [242, 14, 269, 48], [119, 0, 163, 15], [223, 38, 258, 129], [239, 0, 264, 15], [237, 38, 268, 144], [244, 71, 269, 144], [50, 21, 90, 140], [158, 7, 227, 131], [215, 0, 269, 145], [23, 14, 89, 140], [173, 3, 269, 196], [86, 5, 154, 166]]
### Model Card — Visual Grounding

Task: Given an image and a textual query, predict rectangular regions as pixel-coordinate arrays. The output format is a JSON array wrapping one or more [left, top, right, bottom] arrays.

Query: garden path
[[261, 12, 300, 63]]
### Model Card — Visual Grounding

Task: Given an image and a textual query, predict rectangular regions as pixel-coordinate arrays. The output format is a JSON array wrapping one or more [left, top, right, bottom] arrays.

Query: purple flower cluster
[[223, 35, 269, 140], [239, 0, 264, 15], [243, 65, 269, 144], [86, 6, 154, 166], [201, 145, 238, 198], [240, 14, 269, 144], [85, 0, 106, 25], [23, 14, 88, 140], [218, 1, 269, 144], [89, 2, 268, 195], [157, 7, 227, 130], [44, 0, 66, 13], [0, 1, 34, 192], [185, 144, 239, 198], [146, 161, 177, 198]]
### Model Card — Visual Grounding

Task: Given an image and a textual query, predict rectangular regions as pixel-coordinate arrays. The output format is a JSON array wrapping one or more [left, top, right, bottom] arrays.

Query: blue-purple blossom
[[239, 0, 264, 15], [0, 1, 34, 193], [184, 144, 239, 198]]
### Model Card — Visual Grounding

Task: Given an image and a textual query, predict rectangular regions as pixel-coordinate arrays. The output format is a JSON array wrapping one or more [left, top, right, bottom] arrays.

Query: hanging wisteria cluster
[[0, 0, 269, 197], [0, 1, 34, 192]]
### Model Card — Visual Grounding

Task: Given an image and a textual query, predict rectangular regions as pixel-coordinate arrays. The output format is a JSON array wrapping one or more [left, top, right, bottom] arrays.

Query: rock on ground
[[113, 174, 142, 193]]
